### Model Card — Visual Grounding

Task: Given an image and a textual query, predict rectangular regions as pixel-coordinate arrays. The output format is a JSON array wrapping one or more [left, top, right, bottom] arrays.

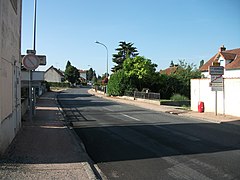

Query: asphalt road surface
[[57, 88, 240, 180]]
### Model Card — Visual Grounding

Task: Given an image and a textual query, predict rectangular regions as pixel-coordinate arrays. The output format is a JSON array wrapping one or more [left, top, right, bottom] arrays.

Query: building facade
[[200, 46, 240, 78], [0, 0, 22, 155], [191, 46, 240, 117], [44, 66, 65, 83]]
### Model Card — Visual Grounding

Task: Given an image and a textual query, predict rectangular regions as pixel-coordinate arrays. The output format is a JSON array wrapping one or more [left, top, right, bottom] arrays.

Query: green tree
[[65, 63, 80, 85], [172, 60, 201, 98], [107, 70, 127, 96], [199, 59, 204, 68], [112, 41, 139, 72], [87, 68, 94, 81], [123, 56, 157, 90], [66, 60, 71, 69]]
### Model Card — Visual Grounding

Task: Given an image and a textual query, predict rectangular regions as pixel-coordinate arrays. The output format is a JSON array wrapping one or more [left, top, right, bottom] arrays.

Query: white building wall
[[202, 69, 240, 78], [0, 0, 22, 155], [191, 78, 240, 117]]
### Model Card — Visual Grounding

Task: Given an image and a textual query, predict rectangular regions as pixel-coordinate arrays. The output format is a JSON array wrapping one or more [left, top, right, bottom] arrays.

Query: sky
[[21, 0, 240, 76]]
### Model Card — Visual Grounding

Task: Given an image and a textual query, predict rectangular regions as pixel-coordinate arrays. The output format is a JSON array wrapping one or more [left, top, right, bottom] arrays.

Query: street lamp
[[95, 41, 108, 78], [95, 41, 109, 94]]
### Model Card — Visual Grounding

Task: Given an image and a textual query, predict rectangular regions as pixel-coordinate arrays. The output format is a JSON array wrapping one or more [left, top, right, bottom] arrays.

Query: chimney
[[219, 45, 226, 52]]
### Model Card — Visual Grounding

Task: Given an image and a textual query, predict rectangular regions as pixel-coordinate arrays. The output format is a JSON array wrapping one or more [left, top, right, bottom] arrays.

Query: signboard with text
[[209, 66, 224, 91], [209, 66, 224, 75]]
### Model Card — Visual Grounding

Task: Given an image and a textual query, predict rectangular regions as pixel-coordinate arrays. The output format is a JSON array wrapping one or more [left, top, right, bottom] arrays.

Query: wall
[[202, 69, 240, 78], [44, 69, 62, 82], [21, 71, 44, 81], [191, 78, 240, 117], [0, 0, 22, 155]]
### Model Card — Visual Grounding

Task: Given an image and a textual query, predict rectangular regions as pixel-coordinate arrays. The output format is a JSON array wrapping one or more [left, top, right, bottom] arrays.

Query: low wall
[[191, 78, 240, 117]]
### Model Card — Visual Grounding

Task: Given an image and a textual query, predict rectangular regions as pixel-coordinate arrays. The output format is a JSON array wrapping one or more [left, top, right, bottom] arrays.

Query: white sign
[[22, 54, 40, 70], [210, 82, 224, 91], [211, 75, 223, 83], [209, 66, 224, 75]]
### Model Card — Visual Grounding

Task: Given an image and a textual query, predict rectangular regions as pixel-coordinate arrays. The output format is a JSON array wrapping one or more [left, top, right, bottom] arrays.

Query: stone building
[[0, 0, 22, 155]]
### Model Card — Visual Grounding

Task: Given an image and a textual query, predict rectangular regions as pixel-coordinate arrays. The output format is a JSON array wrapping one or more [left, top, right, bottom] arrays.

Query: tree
[[123, 56, 157, 90], [112, 41, 139, 72], [87, 68, 94, 81], [107, 70, 127, 96], [64, 61, 80, 85], [199, 59, 204, 68], [172, 60, 201, 98], [66, 60, 71, 70]]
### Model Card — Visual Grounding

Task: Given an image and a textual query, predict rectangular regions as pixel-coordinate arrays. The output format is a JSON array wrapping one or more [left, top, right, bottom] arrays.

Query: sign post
[[209, 64, 224, 116]]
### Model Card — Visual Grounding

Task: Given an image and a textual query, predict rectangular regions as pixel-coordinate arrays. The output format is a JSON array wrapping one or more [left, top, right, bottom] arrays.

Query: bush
[[170, 93, 189, 101], [107, 70, 127, 96], [46, 82, 70, 88]]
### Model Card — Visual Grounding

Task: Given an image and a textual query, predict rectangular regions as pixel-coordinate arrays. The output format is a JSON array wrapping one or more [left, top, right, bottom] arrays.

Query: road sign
[[22, 54, 40, 70], [21, 55, 46, 66], [211, 75, 223, 83], [209, 66, 224, 75], [36, 55, 46, 65], [211, 85, 223, 91]]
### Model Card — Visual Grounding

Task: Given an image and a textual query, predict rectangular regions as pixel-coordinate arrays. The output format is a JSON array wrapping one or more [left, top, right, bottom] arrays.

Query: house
[[79, 69, 87, 82], [44, 66, 65, 82], [0, 0, 22, 155], [191, 45, 240, 117], [200, 46, 240, 78], [160, 65, 178, 75]]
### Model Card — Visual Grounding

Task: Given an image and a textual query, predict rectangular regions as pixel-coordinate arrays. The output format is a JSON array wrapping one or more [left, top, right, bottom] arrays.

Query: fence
[[125, 91, 160, 101]]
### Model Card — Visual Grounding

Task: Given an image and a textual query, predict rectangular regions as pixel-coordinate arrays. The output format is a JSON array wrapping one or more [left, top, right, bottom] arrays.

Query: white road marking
[[121, 113, 141, 121], [102, 107, 114, 112]]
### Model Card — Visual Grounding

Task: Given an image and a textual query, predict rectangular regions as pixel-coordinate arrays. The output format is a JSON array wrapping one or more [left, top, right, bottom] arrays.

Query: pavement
[[88, 89, 240, 124], [1, 89, 239, 179], [0, 91, 99, 180]]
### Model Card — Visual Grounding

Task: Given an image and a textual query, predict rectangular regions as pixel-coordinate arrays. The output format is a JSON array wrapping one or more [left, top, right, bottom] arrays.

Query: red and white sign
[[22, 54, 40, 70]]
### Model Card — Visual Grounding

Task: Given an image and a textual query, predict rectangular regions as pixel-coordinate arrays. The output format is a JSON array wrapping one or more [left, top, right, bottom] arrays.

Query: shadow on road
[[74, 121, 240, 163]]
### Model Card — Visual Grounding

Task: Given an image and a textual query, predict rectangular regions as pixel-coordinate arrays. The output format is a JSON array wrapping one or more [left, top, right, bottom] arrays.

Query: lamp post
[[95, 41, 108, 94], [95, 41, 108, 78]]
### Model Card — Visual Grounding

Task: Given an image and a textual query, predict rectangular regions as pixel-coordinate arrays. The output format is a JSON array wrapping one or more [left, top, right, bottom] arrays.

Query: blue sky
[[21, 0, 240, 76]]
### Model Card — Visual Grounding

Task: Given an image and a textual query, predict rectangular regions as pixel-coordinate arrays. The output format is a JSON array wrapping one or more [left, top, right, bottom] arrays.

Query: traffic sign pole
[[209, 65, 224, 116]]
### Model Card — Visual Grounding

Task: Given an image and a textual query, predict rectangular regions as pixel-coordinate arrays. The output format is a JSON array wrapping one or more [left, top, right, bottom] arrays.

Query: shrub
[[47, 82, 70, 88], [170, 93, 189, 101], [107, 70, 127, 96]]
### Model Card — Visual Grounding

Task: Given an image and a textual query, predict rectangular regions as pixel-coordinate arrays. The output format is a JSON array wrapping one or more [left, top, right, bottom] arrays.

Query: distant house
[[44, 66, 65, 82], [79, 70, 87, 82], [160, 65, 178, 75], [200, 46, 240, 78]]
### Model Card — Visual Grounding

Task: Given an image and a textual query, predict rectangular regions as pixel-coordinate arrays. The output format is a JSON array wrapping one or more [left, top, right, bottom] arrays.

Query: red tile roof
[[200, 48, 240, 71], [160, 66, 178, 75]]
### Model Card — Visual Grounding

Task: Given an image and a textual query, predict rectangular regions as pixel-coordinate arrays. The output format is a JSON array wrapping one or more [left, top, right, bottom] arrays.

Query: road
[[57, 88, 240, 180]]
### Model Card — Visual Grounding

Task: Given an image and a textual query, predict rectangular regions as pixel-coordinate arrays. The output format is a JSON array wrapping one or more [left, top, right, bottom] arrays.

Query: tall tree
[[199, 59, 204, 68], [87, 68, 94, 81], [65, 61, 80, 85], [112, 41, 139, 72], [66, 60, 71, 70]]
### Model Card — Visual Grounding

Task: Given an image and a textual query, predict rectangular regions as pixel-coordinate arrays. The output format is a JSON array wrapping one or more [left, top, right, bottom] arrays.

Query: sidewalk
[[89, 89, 240, 124], [0, 92, 97, 180]]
